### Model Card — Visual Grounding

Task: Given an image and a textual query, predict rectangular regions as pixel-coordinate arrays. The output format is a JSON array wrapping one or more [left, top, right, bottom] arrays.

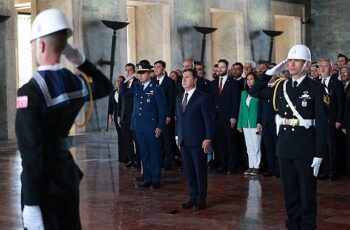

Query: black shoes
[[134, 175, 144, 182], [136, 183, 151, 188], [329, 173, 337, 181], [180, 199, 195, 209], [152, 184, 161, 189], [263, 171, 274, 177], [180, 199, 206, 211], [164, 165, 173, 171], [318, 173, 328, 180], [193, 201, 206, 211]]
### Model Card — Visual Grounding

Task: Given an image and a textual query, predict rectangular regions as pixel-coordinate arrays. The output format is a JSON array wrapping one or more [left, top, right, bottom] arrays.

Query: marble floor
[[1, 132, 350, 229]]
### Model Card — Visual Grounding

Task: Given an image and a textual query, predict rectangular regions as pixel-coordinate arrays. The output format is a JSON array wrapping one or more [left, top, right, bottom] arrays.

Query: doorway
[[15, 2, 33, 88], [274, 15, 302, 63]]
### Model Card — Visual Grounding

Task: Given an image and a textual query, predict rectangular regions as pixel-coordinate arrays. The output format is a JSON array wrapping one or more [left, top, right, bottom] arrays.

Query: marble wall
[[0, 0, 309, 139], [310, 0, 350, 62], [0, 0, 15, 139]]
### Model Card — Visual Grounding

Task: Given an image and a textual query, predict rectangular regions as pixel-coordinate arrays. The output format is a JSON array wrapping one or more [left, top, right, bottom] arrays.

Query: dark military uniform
[[120, 81, 166, 186], [251, 74, 328, 230], [16, 60, 113, 229]]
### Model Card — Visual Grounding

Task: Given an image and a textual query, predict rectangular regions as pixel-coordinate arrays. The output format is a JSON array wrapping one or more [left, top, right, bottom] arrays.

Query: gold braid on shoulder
[[74, 71, 94, 128], [272, 77, 288, 111]]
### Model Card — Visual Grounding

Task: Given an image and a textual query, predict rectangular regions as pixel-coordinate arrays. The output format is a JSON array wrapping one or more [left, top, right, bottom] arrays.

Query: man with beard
[[210, 59, 240, 174]]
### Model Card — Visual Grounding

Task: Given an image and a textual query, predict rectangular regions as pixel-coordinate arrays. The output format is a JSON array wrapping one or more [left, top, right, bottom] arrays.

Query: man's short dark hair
[[125, 63, 135, 71], [218, 59, 229, 67], [194, 61, 204, 67], [213, 64, 218, 68], [42, 29, 68, 53], [182, 68, 198, 79], [154, 60, 166, 68], [233, 62, 243, 70], [117, 75, 126, 81], [338, 53, 348, 62]]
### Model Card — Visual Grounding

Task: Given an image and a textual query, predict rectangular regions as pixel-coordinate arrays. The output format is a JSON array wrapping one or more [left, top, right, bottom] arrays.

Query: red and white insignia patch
[[16, 96, 28, 109]]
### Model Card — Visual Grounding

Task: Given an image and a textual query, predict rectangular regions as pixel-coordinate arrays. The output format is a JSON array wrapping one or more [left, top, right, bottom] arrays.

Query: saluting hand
[[266, 59, 288, 76], [155, 128, 162, 138], [202, 140, 211, 154]]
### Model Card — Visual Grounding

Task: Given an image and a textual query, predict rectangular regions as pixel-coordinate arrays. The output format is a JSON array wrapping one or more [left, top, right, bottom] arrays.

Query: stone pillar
[[310, 0, 350, 61], [82, 0, 126, 131], [173, 0, 205, 68], [245, 0, 271, 62], [0, 0, 16, 139]]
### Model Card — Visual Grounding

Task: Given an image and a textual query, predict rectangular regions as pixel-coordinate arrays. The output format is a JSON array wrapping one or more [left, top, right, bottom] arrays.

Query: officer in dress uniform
[[119, 61, 166, 188], [250, 44, 328, 230], [15, 9, 113, 230]]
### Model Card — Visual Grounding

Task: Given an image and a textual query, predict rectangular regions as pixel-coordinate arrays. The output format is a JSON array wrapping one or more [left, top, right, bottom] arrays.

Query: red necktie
[[218, 77, 223, 95]]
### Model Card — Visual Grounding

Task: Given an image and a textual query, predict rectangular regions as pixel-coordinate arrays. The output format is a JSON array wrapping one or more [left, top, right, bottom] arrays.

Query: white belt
[[275, 114, 315, 134], [280, 118, 315, 127]]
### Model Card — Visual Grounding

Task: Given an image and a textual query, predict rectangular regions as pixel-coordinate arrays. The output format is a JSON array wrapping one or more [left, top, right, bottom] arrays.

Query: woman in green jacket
[[237, 72, 262, 176]]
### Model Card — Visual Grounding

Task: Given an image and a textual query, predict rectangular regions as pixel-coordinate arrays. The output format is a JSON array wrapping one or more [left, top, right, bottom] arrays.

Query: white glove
[[266, 59, 288, 76], [62, 43, 86, 66], [311, 157, 322, 177], [22, 205, 44, 230]]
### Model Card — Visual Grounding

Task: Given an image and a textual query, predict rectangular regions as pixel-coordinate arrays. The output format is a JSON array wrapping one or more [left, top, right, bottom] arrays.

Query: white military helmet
[[31, 8, 73, 41], [287, 44, 311, 62]]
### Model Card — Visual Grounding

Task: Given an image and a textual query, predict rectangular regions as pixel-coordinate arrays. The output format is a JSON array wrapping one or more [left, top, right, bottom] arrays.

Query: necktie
[[182, 93, 189, 112], [218, 77, 223, 95], [321, 78, 326, 85], [156, 79, 160, 85], [127, 80, 132, 88], [293, 81, 298, 88], [141, 84, 144, 91]]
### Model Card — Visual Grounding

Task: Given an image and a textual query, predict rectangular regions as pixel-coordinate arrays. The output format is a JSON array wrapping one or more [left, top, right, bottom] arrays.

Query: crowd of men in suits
[[108, 53, 350, 187]]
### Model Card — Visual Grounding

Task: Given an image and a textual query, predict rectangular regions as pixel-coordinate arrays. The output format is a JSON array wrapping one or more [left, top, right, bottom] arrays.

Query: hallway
[[1, 133, 350, 229]]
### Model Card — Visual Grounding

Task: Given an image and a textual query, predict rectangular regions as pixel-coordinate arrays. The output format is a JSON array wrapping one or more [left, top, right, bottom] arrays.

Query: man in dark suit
[[177, 68, 213, 211], [210, 59, 240, 174], [120, 61, 166, 188], [194, 61, 211, 94], [342, 71, 350, 177], [230, 62, 247, 171], [154, 60, 176, 170], [108, 75, 126, 163], [258, 85, 278, 177], [317, 58, 344, 180], [231, 62, 245, 91], [118, 63, 140, 168]]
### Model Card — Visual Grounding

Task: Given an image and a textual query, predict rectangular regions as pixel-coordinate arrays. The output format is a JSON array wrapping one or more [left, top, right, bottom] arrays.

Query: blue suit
[[176, 89, 213, 203], [120, 81, 166, 186]]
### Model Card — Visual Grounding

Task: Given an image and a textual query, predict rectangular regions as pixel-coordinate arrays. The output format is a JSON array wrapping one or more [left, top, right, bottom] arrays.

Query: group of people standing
[[108, 44, 350, 229], [16, 8, 350, 230]]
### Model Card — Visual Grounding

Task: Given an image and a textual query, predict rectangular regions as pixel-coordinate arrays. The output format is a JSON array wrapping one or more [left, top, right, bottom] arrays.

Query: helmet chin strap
[[35, 38, 41, 64], [292, 61, 308, 78]]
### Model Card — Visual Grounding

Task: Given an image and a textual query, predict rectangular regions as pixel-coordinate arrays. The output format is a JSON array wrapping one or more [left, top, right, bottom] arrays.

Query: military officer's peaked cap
[[136, 60, 153, 73]]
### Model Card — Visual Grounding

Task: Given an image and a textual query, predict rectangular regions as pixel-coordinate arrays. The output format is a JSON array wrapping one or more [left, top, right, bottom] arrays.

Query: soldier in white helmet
[[250, 44, 329, 229], [16, 8, 113, 229]]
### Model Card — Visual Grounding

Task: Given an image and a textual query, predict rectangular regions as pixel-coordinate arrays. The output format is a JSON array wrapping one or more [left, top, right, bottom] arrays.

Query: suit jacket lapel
[[184, 89, 198, 113]]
